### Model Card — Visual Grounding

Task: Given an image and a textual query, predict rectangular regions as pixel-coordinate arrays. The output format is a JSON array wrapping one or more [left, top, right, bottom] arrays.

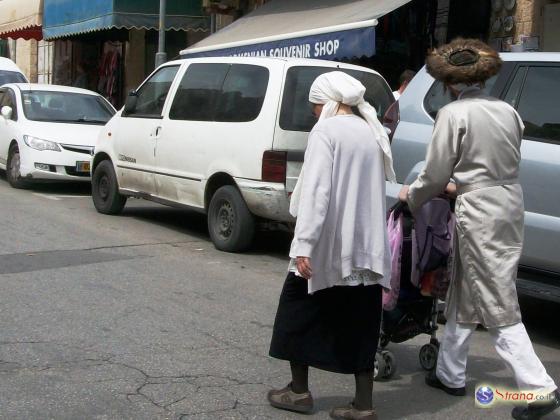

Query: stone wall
[[489, 0, 560, 51], [14, 39, 38, 82]]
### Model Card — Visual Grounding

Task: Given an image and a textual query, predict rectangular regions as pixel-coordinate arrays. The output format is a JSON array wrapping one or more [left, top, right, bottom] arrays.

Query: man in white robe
[[399, 39, 558, 420]]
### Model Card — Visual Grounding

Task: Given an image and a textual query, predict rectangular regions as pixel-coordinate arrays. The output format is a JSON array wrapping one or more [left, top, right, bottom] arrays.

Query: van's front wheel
[[208, 185, 255, 252], [92, 160, 127, 215]]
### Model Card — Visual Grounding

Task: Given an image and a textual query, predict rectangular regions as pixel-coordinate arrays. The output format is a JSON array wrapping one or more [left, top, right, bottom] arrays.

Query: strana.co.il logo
[[476, 385, 495, 407]]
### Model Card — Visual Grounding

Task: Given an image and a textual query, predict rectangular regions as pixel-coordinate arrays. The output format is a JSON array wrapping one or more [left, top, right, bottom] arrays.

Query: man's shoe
[[511, 389, 560, 420], [425, 370, 466, 396], [267, 382, 314, 414], [329, 402, 378, 420]]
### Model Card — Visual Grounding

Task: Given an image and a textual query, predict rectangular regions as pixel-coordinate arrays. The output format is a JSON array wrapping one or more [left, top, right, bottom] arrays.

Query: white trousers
[[436, 301, 557, 393]]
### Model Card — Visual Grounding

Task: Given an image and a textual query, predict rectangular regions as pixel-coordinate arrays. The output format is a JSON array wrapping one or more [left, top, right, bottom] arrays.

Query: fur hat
[[426, 38, 502, 85]]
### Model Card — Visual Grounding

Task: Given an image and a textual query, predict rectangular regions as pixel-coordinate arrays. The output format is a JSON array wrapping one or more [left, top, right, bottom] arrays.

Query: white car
[[0, 84, 116, 188], [91, 57, 395, 251], [0, 57, 28, 85]]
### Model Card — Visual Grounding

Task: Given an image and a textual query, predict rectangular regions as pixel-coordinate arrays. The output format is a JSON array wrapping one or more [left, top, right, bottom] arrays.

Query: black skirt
[[269, 272, 382, 374]]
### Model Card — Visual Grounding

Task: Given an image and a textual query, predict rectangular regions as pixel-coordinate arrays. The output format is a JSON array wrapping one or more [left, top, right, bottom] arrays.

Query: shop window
[[516, 66, 560, 143], [423, 75, 498, 120], [128, 65, 179, 117], [215, 64, 269, 122], [169, 63, 229, 121], [37, 41, 54, 84], [279, 66, 393, 132]]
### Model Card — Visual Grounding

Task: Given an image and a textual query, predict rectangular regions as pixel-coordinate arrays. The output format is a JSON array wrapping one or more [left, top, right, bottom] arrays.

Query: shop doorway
[[447, 0, 491, 41]]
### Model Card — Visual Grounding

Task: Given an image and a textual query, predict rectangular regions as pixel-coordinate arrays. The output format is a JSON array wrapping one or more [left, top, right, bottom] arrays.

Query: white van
[[91, 57, 394, 252], [0, 57, 28, 85]]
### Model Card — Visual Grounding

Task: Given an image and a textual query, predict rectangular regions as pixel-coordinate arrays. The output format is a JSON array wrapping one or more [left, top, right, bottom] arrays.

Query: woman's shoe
[[329, 402, 378, 420], [267, 382, 314, 414], [511, 389, 560, 420]]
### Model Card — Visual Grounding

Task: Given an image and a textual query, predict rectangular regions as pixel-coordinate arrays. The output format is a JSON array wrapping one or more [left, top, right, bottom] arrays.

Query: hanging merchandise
[[503, 16, 515, 32], [492, 0, 503, 12], [504, 0, 516, 11], [97, 42, 123, 106], [492, 17, 502, 33]]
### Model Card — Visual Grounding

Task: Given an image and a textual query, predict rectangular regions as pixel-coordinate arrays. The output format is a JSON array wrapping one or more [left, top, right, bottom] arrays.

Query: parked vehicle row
[[1, 54, 558, 303]]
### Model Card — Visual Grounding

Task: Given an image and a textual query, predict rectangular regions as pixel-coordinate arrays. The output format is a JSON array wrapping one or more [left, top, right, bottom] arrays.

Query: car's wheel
[[6, 144, 30, 189], [208, 185, 255, 252], [92, 160, 127, 214]]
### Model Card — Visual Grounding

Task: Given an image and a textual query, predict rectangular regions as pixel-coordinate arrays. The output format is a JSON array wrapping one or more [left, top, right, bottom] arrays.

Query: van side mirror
[[123, 90, 138, 116], [1, 106, 13, 120]]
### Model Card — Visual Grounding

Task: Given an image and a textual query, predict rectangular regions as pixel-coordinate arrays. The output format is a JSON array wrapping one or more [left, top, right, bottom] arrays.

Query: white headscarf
[[290, 71, 397, 217]]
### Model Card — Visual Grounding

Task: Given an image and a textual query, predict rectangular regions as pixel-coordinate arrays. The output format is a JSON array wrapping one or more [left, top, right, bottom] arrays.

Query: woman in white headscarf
[[267, 71, 395, 420]]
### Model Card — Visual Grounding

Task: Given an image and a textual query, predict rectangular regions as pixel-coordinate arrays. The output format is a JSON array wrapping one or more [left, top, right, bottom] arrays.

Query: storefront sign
[[182, 26, 375, 60]]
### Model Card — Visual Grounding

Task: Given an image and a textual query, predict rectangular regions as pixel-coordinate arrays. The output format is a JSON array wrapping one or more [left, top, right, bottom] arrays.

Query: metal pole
[[155, 0, 167, 67], [210, 13, 217, 34]]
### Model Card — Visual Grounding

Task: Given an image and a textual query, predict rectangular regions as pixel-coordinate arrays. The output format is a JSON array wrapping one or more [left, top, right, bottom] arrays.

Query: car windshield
[[0, 70, 27, 85], [21, 90, 115, 124]]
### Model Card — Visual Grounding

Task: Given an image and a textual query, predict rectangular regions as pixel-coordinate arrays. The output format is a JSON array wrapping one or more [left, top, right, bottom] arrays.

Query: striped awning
[[0, 0, 43, 40]]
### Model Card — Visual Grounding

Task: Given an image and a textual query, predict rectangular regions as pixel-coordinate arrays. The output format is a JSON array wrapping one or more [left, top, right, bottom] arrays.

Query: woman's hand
[[398, 185, 410, 202], [296, 257, 312, 279], [445, 182, 457, 198]]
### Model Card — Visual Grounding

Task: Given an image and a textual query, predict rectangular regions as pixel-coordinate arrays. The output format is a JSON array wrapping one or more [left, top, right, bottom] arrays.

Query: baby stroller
[[374, 198, 455, 381]]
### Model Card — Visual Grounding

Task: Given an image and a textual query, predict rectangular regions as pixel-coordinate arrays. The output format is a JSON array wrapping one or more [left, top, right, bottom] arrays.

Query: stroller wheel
[[379, 334, 390, 349], [373, 352, 387, 381], [419, 343, 439, 371], [381, 350, 397, 379]]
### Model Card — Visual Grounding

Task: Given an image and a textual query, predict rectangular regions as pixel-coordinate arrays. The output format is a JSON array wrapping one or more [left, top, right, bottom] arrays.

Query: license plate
[[76, 161, 91, 172]]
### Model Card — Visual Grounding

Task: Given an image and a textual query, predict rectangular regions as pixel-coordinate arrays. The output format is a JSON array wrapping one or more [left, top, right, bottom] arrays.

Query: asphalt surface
[[0, 175, 559, 420]]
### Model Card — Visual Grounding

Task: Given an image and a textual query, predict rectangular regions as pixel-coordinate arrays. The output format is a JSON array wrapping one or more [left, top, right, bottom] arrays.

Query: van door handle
[[153, 126, 163, 138]]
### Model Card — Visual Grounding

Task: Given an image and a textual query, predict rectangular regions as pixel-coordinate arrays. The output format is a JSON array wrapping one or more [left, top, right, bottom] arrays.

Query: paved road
[[0, 175, 559, 420]]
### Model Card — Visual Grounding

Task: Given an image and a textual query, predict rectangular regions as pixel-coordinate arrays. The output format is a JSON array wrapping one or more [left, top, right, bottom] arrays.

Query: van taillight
[[262, 150, 287, 183], [383, 101, 400, 142]]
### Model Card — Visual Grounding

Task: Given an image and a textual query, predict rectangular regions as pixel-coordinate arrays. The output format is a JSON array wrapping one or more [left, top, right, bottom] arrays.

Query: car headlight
[[23, 135, 61, 152]]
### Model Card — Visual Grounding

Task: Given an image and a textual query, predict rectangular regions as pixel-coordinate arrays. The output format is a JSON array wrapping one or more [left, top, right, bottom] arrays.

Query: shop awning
[[43, 0, 209, 40], [181, 0, 411, 60], [0, 0, 43, 40]]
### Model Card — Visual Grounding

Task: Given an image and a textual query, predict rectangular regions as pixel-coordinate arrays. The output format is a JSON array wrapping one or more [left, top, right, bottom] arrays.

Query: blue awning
[[181, 0, 411, 60], [43, 0, 209, 40]]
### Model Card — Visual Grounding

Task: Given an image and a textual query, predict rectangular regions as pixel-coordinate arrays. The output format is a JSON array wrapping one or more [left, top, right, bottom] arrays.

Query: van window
[[516, 66, 560, 143], [279, 66, 393, 132], [127, 65, 179, 118], [169, 63, 269, 122], [215, 65, 269, 122], [423, 75, 498, 119], [169, 63, 229, 121]]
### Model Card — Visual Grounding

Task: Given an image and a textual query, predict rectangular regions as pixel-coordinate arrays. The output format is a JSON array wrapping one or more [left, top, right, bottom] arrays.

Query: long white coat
[[290, 114, 391, 294], [407, 88, 525, 328]]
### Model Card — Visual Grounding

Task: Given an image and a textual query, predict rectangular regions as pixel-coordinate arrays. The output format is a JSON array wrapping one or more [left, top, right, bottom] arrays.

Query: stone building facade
[[489, 0, 560, 51]]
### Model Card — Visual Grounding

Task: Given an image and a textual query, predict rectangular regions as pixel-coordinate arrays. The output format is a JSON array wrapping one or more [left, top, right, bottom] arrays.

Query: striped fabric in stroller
[[383, 198, 455, 311]]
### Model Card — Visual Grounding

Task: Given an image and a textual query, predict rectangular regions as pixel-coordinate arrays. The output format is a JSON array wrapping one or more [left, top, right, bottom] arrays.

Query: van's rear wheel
[[208, 185, 255, 252], [92, 160, 127, 214]]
